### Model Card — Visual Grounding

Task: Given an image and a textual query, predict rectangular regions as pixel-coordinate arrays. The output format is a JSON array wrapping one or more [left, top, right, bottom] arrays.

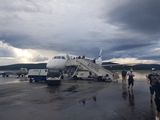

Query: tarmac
[[0, 71, 157, 120]]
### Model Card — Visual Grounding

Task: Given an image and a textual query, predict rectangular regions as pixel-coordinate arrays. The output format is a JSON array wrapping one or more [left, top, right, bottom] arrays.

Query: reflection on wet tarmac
[[47, 86, 60, 93], [122, 84, 128, 100], [79, 98, 86, 105], [1, 71, 158, 120], [63, 85, 78, 92], [82, 99, 85, 105], [0, 76, 29, 84], [122, 83, 135, 111], [79, 95, 97, 105], [134, 71, 150, 80], [150, 105, 155, 120], [93, 95, 96, 101], [88, 81, 92, 84], [128, 90, 135, 110]]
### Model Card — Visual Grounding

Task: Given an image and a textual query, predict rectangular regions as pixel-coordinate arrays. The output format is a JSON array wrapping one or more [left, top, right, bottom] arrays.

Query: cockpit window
[[54, 56, 61, 59], [53, 56, 65, 59]]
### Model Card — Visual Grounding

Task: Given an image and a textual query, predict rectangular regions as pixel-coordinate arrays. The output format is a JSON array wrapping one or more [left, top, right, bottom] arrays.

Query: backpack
[[122, 70, 127, 76], [128, 71, 134, 80]]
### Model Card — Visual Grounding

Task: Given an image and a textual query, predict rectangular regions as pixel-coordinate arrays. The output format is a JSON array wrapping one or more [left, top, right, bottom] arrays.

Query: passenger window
[[62, 56, 65, 59]]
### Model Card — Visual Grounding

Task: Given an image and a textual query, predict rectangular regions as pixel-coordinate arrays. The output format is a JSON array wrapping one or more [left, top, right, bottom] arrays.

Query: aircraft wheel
[[73, 76, 78, 80], [98, 76, 102, 81]]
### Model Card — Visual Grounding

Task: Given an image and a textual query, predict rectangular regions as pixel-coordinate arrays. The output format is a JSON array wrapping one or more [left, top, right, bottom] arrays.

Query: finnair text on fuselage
[[87, 62, 100, 72]]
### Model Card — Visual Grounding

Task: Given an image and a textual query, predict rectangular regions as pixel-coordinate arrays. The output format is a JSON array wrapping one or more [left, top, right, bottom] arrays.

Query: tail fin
[[98, 48, 102, 60], [96, 48, 102, 65]]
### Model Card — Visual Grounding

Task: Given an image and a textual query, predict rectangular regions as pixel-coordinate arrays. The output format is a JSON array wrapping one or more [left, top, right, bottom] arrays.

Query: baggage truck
[[28, 69, 48, 83], [46, 69, 62, 86]]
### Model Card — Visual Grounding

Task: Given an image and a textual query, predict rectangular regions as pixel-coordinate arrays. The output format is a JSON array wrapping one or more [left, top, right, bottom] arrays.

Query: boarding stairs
[[65, 66, 77, 77], [66, 59, 113, 80]]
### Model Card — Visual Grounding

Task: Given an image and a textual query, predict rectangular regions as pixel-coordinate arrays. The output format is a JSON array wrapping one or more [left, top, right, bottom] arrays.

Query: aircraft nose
[[46, 60, 59, 69], [46, 61, 54, 69]]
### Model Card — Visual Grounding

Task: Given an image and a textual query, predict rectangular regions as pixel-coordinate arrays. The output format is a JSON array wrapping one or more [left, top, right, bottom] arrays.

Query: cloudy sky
[[0, 0, 160, 65]]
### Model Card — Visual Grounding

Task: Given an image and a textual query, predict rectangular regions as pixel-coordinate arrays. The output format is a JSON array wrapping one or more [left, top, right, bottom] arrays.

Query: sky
[[0, 0, 160, 65]]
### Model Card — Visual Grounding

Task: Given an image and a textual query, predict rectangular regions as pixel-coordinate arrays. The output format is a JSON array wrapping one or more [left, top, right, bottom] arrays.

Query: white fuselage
[[46, 53, 102, 70], [46, 54, 68, 70]]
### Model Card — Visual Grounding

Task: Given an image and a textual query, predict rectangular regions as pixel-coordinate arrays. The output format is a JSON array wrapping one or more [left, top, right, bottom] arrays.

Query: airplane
[[46, 49, 103, 70], [46, 48, 133, 71]]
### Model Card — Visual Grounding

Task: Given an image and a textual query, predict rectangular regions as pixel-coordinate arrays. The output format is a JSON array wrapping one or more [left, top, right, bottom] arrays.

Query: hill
[[102, 62, 160, 70], [0, 63, 47, 70], [0, 62, 159, 71]]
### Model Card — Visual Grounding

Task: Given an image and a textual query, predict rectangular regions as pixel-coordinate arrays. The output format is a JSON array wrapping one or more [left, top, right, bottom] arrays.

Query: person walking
[[147, 68, 159, 104], [154, 75, 160, 120], [127, 67, 135, 90], [121, 69, 127, 85], [114, 70, 119, 82]]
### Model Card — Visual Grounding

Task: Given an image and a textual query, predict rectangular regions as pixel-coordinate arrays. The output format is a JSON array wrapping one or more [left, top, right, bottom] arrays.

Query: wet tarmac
[[0, 71, 158, 120]]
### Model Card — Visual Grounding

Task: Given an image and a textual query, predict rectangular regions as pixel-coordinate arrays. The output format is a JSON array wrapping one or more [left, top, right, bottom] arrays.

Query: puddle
[[93, 96, 97, 101], [33, 86, 47, 89], [63, 85, 79, 92], [46, 86, 60, 93], [6, 80, 21, 84]]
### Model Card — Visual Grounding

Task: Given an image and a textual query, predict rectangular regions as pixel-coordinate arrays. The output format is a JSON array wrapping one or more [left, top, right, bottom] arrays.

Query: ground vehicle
[[72, 70, 93, 80], [1, 68, 28, 77], [46, 69, 62, 85], [28, 69, 48, 83]]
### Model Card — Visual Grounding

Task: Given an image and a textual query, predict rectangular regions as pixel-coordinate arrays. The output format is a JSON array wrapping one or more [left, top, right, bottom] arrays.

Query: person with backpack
[[147, 68, 159, 105], [154, 75, 160, 120], [127, 67, 135, 90], [121, 69, 127, 85]]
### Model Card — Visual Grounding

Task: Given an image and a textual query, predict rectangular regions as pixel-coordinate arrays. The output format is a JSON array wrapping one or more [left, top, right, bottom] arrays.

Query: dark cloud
[[0, 1, 40, 13], [96, 38, 159, 60], [45, 41, 101, 58], [102, 0, 160, 62], [0, 0, 160, 64], [0, 30, 101, 57], [87, 31, 104, 38], [0, 31, 39, 49], [107, 0, 160, 34], [139, 55, 160, 60], [0, 13, 22, 27], [109, 39, 153, 51]]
